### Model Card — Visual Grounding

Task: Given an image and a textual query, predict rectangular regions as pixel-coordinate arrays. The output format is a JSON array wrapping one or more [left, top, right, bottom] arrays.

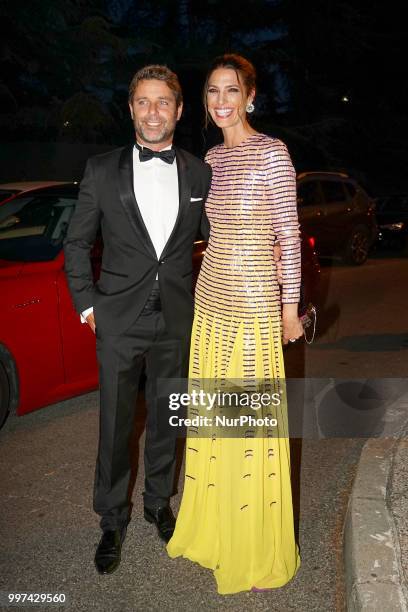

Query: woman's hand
[[282, 303, 303, 345]]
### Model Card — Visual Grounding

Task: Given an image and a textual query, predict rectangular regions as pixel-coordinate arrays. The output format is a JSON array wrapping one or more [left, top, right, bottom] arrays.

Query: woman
[[167, 54, 302, 594]]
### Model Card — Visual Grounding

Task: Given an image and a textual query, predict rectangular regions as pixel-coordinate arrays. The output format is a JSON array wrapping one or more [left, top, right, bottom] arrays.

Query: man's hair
[[128, 65, 183, 106]]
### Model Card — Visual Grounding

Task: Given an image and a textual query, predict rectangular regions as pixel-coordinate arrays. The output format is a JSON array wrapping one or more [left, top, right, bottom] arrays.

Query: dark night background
[[1, 0, 406, 195]]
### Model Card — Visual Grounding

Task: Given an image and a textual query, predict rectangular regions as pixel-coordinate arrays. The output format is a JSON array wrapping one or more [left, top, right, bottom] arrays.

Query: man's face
[[129, 79, 182, 148]]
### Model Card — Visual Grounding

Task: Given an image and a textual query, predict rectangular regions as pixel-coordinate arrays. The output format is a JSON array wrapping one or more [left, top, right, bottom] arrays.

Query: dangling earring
[[246, 102, 255, 113]]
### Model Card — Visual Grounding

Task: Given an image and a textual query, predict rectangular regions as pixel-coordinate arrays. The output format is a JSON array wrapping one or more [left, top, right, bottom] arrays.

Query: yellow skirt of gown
[[166, 311, 301, 595]]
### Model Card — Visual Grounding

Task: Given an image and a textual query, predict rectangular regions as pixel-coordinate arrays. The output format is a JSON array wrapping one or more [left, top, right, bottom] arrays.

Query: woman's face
[[206, 68, 253, 128]]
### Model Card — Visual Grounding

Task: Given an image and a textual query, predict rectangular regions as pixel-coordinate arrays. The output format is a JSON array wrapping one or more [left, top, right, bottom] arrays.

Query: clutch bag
[[298, 280, 317, 343], [299, 302, 317, 344]]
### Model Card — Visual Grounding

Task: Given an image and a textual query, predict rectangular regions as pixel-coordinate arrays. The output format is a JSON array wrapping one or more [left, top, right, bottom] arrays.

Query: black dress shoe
[[94, 527, 126, 575], [144, 506, 175, 543]]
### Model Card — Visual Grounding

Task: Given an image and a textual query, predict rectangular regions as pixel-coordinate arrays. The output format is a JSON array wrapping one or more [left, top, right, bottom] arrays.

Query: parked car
[[297, 171, 377, 265], [0, 184, 320, 428], [0, 184, 100, 429], [375, 194, 408, 253], [0, 181, 70, 204]]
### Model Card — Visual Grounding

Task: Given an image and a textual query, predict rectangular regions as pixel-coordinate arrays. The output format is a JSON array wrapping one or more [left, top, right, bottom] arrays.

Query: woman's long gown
[[167, 134, 301, 594]]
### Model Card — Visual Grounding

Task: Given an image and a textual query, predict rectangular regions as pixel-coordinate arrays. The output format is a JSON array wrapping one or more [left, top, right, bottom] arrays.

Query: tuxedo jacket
[[63, 144, 212, 337]]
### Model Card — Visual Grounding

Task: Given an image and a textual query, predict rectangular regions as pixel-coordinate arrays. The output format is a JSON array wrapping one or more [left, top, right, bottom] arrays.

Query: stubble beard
[[134, 115, 177, 145]]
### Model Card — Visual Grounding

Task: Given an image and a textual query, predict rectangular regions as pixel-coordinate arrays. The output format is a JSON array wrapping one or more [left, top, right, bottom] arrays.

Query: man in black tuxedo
[[64, 65, 211, 574]]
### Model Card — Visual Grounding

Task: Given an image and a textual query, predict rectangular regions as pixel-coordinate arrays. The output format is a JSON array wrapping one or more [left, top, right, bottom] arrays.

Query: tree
[[0, 0, 128, 142]]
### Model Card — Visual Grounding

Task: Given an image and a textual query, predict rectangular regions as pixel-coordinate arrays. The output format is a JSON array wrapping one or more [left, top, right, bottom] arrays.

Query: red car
[[0, 184, 320, 428], [0, 185, 99, 428], [0, 181, 70, 204]]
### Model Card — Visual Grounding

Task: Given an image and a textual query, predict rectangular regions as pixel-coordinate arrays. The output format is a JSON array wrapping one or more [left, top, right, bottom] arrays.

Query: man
[[64, 65, 212, 575]]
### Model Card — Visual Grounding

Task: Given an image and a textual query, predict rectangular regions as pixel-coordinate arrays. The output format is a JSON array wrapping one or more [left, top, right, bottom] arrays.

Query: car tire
[[0, 361, 10, 429], [344, 225, 370, 265]]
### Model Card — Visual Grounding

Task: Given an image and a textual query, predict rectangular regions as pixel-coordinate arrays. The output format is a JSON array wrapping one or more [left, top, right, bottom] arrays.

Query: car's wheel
[[344, 225, 370, 265], [0, 361, 11, 429]]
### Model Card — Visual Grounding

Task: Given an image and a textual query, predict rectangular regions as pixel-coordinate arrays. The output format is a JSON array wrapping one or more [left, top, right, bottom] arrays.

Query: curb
[[344, 435, 408, 611]]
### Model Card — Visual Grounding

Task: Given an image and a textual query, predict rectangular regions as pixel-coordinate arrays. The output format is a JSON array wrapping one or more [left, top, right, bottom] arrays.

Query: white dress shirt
[[132, 143, 179, 260], [81, 142, 179, 323]]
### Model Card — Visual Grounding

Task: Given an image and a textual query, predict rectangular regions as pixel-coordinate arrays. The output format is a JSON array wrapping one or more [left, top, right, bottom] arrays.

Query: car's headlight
[[379, 222, 405, 231]]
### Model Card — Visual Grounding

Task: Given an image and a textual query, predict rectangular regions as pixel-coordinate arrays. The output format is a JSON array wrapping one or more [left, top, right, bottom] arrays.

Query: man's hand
[[274, 243, 283, 285], [86, 312, 96, 334]]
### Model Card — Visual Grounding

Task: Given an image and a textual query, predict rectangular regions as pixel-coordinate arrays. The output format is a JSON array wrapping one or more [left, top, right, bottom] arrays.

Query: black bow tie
[[136, 143, 176, 164]]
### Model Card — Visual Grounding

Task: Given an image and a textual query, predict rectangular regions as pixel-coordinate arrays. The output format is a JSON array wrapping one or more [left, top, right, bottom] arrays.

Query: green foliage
[[0, 0, 128, 141], [1, 0, 406, 191], [60, 92, 117, 142]]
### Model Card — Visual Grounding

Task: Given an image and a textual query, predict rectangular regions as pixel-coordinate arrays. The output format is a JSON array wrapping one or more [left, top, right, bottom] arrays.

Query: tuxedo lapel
[[118, 145, 157, 258], [159, 147, 191, 259]]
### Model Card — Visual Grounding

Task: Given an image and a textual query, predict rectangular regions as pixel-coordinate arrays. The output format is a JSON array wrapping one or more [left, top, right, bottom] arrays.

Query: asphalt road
[[1, 254, 407, 612], [304, 255, 408, 378]]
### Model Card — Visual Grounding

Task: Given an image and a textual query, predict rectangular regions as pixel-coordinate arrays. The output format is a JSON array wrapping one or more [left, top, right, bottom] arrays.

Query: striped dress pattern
[[167, 133, 301, 594]]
